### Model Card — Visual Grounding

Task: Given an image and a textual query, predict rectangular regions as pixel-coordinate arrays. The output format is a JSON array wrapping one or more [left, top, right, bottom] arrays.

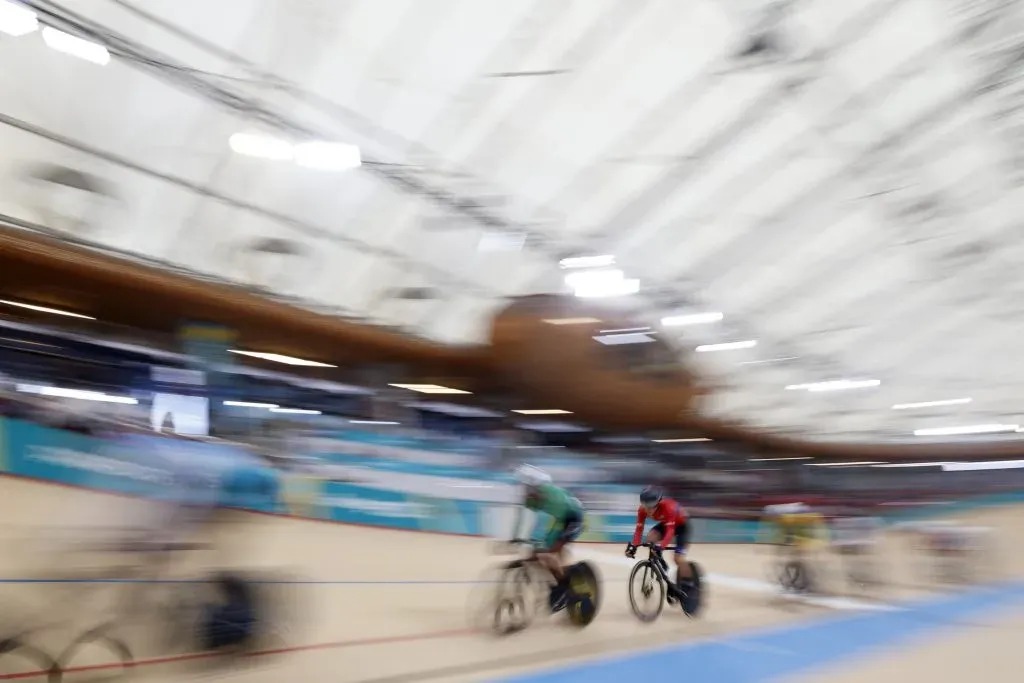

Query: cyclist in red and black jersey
[[625, 486, 695, 593]]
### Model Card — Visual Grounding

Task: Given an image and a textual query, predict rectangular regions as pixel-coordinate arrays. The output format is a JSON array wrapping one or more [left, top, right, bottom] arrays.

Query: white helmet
[[514, 464, 551, 488]]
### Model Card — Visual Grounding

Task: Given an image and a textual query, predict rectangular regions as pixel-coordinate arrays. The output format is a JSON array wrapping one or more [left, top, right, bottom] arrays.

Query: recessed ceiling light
[[228, 350, 336, 367], [223, 401, 278, 409], [695, 340, 757, 352], [41, 27, 110, 65], [559, 255, 615, 269], [511, 409, 573, 415], [652, 438, 711, 443], [0, 0, 39, 37], [349, 420, 400, 425], [593, 333, 655, 345], [542, 317, 602, 325], [0, 299, 95, 320], [892, 398, 972, 410], [786, 380, 881, 392], [661, 312, 724, 326], [914, 424, 1018, 436], [270, 407, 322, 415], [388, 384, 471, 395]]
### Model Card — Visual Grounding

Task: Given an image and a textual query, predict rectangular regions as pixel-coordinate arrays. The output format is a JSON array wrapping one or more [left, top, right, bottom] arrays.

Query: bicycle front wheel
[[628, 561, 665, 623]]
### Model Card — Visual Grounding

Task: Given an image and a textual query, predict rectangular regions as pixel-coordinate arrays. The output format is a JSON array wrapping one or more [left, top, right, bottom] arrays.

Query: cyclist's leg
[[674, 521, 694, 584]]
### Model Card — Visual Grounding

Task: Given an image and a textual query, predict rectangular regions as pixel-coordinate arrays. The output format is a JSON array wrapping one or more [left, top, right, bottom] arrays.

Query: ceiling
[[1, 0, 1023, 442]]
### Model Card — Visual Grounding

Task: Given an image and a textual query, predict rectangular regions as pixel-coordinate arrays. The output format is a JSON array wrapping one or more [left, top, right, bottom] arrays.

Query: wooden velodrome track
[[0, 478, 1022, 682]]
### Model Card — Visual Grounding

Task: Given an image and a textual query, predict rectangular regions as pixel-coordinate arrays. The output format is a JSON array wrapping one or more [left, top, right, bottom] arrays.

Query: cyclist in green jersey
[[510, 464, 585, 610]]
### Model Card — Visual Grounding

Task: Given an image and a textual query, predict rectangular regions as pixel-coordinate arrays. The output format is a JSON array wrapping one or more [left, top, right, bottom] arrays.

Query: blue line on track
[[495, 581, 1024, 683]]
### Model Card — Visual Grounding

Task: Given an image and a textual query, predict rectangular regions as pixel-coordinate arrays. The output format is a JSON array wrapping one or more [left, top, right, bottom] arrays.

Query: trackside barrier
[[2, 418, 1023, 542]]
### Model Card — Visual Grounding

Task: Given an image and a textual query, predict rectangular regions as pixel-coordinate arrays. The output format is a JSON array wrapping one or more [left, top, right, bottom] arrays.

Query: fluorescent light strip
[[41, 27, 110, 65], [270, 408, 322, 415], [223, 401, 278, 409], [349, 420, 400, 425], [786, 379, 881, 392], [228, 350, 336, 367], [388, 384, 471, 395], [872, 462, 948, 468], [695, 340, 757, 352], [511, 409, 573, 415], [661, 312, 724, 327], [807, 461, 884, 467], [942, 460, 1024, 472], [593, 333, 655, 345], [16, 384, 137, 404], [740, 356, 799, 366], [892, 398, 972, 410], [0, 299, 95, 320], [652, 438, 711, 443], [0, 0, 39, 36], [559, 255, 615, 269], [293, 141, 361, 171], [542, 317, 602, 326], [599, 327, 652, 334], [750, 457, 813, 462], [913, 424, 1018, 436]]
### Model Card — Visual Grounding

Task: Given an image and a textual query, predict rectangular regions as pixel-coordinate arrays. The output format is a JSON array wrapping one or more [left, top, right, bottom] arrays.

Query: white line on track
[[575, 547, 901, 613]]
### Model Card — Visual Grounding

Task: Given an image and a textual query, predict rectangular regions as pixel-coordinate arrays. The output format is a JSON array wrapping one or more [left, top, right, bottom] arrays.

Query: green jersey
[[512, 483, 584, 541]]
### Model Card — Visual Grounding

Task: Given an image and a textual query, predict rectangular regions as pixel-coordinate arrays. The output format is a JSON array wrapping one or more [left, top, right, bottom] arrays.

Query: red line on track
[[0, 627, 477, 679]]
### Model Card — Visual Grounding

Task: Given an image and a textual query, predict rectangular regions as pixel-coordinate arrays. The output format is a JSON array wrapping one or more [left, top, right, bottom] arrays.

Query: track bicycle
[[488, 539, 601, 634], [627, 543, 704, 623]]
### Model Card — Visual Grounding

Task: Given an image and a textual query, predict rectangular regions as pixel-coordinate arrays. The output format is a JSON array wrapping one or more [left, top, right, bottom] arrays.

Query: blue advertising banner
[[315, 481, 484, 535], [0, 419, 280, 511]]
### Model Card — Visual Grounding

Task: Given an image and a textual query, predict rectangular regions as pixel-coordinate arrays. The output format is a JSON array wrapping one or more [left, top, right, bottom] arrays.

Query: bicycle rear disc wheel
[[628, 561, 665, 623]]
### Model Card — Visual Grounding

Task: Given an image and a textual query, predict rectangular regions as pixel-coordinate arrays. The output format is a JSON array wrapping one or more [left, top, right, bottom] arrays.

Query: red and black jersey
[[631, 498, 688, 547]]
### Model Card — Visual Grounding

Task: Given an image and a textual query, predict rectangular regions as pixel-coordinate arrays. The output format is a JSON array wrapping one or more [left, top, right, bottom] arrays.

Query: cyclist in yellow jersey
[[761, 503, 827, 592]]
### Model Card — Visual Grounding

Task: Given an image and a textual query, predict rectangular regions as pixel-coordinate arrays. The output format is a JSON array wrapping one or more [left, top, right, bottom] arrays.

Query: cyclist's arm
[[659, 501, 678, 547], [510, 499, 528, 540], [631, 507, 648, 546]]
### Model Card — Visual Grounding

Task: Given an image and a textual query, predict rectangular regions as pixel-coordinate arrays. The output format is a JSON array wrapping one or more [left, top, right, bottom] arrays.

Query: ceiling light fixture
[[41, 27, 110, 65], [270, 407, 322, 415], [942, 460, 1024, 472], [229, 132, 294, 160], [652, 438, 711, 443], [388, 384, 471, 395], [749, 457, 813, 462], [661, 312, 724, 327], [223, 401, 278, 409], [599, 327, 652, 334], [293, 141, 362, 171], [695, 340, 757, 352], [892, 398, 972, 410], [349, 420, 400, 425], [872, 462, 947, 468], [0, 0, 38, 36], [565, 269, 639, 298], [806, 461, 884, 467], [559, 255, 615, 269], [511, 409, 573, 415], [228, 350, 336, 367], [0, 299, 95, 320], [16, 384, 137, 404], [914, 424, 1019, 436], [786, 379, 881, 392], [740, 356, 800, 365], [592, 332, 656, 345], [542, 317, 602, 325]]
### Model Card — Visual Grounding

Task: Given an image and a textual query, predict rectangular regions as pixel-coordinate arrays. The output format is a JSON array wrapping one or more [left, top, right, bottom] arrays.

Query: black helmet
[[640, 486, 663, 507]]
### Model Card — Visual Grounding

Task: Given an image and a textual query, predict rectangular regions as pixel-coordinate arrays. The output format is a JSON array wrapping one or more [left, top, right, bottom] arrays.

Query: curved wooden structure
[[2, 227, 1022, 460]]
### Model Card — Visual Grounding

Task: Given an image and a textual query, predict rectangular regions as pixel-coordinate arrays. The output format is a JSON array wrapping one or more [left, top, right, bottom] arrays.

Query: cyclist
[[625, 486, 694, 598], [509, 464, 586, 611]]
